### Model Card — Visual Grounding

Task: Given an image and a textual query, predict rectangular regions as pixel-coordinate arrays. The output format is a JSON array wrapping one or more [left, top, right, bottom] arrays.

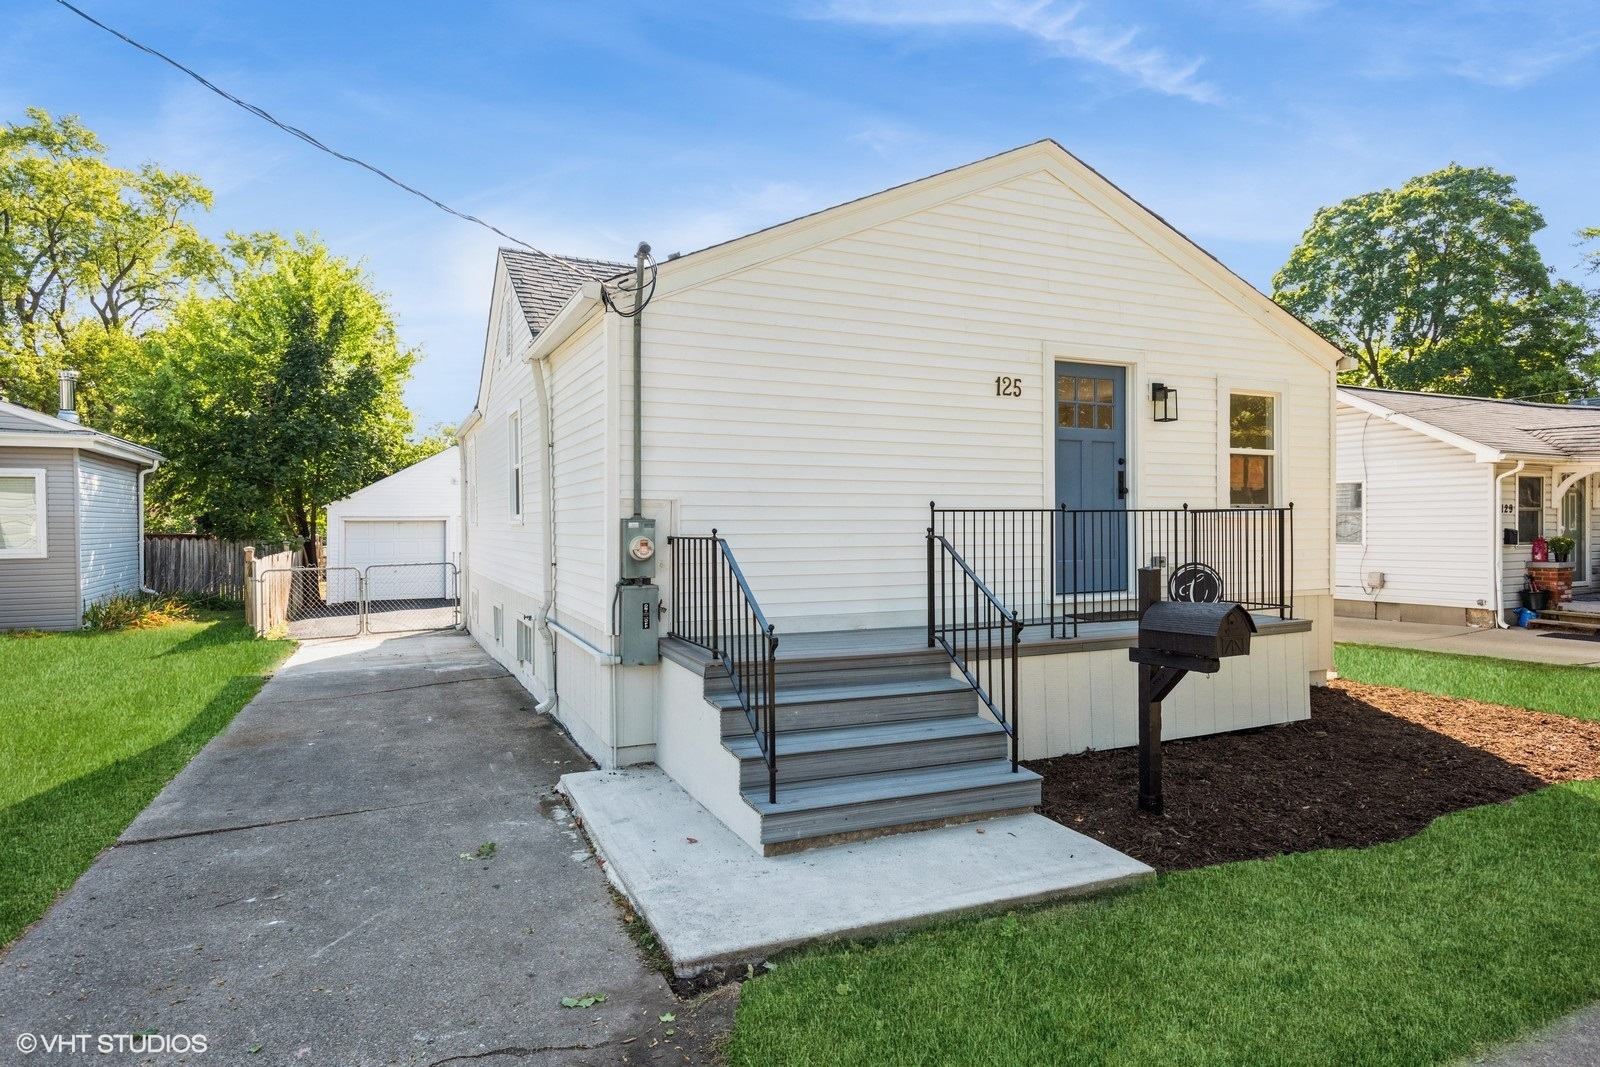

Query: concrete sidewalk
[[0, 631, 730, 1065], [1335, 616, 1600, 666], [562, 767, 1152, 977]]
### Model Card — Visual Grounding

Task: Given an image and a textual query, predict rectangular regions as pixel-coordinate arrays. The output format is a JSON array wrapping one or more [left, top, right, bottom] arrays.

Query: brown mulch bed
[[1026, 679, 1600, 873]]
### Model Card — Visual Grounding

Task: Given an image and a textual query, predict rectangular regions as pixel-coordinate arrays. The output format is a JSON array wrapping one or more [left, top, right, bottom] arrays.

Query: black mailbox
[[1138, 601, 1256, 661]]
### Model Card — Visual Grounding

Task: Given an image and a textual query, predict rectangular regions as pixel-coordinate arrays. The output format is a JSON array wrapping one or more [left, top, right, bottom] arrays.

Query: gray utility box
[[1138, 602, 1257, 661], [620, 516, 658, 581], [619, 583, 660, 666]]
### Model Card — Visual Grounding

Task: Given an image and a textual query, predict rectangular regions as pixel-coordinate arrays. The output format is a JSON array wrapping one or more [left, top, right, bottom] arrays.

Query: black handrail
[[927, 530, 1022, 772], [666, 532, 780, 803], [930, 502, 1294, 638]]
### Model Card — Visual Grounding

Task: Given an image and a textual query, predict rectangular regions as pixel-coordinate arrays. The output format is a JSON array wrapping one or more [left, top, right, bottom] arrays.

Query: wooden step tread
[[723, 714, 1005, 762], [1527, 617, 1600, 632], [744, 760, 1039, 817]]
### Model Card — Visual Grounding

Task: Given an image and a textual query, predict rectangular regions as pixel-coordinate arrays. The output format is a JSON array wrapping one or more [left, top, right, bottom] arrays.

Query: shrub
[[82, 593, 194, 632]]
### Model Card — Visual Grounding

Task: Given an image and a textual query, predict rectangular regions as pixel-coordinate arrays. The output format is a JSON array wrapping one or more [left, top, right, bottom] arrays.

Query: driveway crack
[[247, 671, 515, 707], [117, 793, 540, 847], [426, 1043, 607, 1065]]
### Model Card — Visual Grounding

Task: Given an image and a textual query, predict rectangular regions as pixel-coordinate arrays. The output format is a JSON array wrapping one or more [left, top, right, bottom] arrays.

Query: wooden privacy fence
[[144, 534, 256, 599], [244, 546, 300, 634]]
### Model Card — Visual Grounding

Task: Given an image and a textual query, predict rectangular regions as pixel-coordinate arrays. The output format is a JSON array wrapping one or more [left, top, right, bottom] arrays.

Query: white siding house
[[460, 141, 1339, 853], [324, 447, 462, 604], [0, 399, 161, 631], [1337, 387, 1600, 624]]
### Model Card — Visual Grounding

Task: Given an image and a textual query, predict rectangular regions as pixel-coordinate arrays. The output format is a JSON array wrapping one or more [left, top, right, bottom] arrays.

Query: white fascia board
[[459, 408, 483, 435], [1336, 391, 1504, 462], [525, 282, 604, 363], [0, 430, 161, 468]]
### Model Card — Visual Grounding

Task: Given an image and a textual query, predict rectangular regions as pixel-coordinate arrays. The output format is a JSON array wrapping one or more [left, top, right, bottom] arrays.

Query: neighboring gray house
[[0, 395, 162, 631]]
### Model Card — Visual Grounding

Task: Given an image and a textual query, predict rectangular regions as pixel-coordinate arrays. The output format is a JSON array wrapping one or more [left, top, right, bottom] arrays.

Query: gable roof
[[501, 250, 629, 336], [1339, 387, 1600, 462], [0, 399, 161, 466]]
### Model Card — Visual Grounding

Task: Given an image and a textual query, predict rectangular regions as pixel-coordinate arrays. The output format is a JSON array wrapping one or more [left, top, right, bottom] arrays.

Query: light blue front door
[[1055, 362, 1127, 594]]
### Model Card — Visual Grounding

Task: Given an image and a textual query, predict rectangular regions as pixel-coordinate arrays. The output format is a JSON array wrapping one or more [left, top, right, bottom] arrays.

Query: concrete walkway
[[0, 631, 730, 1066], [562, 767, 1152, 977], [1335, 616, 1600, 666]]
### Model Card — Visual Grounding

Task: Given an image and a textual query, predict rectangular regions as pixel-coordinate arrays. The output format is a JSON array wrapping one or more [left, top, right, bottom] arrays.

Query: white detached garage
[[325, 447, 461, 604]]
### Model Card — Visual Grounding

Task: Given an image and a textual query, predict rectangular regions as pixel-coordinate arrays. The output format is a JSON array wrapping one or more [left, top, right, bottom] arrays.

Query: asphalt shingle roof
[[499, 249, 629, 335], [1342, 387, 1600, 460]]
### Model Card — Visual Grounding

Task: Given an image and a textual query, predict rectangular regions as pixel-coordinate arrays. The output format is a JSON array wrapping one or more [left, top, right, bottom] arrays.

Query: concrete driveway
[[0, 631, 731, 1065]]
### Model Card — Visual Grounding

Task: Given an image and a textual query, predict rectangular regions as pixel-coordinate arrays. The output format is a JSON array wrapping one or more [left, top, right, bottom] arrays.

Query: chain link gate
[[365, 562, 461, 633], [252, 563, 460, 638]]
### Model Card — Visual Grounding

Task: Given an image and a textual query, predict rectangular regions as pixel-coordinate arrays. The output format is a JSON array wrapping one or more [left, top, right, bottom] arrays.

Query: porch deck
[[759, 612, 1311, 661]]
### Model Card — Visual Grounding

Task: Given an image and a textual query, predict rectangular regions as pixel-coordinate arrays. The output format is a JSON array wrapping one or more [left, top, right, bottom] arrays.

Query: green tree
[[1273, 164, 1599, 397], [130, 233, 420, 557], [0, 108, 219, 423]]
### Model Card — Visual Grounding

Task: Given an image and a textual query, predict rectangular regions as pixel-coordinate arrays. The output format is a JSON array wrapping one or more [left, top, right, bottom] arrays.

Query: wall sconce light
[[1151, 382, 1178, 422]]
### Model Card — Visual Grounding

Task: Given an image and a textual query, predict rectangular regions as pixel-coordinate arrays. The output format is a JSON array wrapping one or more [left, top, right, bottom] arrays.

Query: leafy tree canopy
[[0, 108, 219, 422], [1273, 164, 1600, 398], [129, 233, 428, 553]]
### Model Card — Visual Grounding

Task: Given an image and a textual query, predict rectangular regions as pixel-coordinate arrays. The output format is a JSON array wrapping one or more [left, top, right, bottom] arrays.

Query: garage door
[[344, 520, 447, 599]]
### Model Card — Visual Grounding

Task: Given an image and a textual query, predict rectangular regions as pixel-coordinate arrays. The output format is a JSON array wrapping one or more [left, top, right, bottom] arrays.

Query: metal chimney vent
[[57, 369, 80, 423]]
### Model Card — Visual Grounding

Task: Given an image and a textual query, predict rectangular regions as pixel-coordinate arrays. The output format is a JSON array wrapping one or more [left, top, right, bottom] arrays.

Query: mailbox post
[[1128, 567, 1257, 814]]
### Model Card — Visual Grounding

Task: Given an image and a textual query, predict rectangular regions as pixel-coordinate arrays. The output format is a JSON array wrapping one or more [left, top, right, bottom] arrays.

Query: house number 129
[[995, 376, 1023, 397]]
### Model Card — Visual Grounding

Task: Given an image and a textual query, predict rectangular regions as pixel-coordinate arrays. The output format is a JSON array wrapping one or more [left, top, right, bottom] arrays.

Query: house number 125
[[995, 376, 1023, 397]]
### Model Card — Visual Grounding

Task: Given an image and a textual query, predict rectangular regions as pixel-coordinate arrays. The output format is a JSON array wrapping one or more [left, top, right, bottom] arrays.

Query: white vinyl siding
[[77, 454, 142, 607], [630, 168, 1332, 632], [1335, 405, 1491, 609], [0, 468, 47, 558]]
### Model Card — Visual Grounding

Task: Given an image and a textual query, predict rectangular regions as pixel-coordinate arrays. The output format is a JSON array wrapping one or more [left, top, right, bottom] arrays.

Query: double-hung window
[[508, 411, 523, 523], [1517, 476, 1543, 542], [1229, 393, 1276, 506], [0, 469, 47, 559], [1335, 482, 1364, 544]]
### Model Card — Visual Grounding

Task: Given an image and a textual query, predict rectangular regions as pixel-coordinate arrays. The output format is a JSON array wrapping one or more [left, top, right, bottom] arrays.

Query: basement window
[[0, 469, 47, 559]]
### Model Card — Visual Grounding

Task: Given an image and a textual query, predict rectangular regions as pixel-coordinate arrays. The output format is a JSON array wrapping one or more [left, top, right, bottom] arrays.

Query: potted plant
[[1549, 536, 1576, 563]]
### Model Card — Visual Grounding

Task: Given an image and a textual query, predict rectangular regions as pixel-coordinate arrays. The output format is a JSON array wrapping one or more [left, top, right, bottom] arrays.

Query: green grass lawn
[[1335, 643, 1600, 721], [0, 613, 291, 947], [730, 780, 1600, 1066]]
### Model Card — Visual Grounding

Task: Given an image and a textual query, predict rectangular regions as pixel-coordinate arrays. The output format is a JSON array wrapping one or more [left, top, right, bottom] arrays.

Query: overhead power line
[[50, 0, 597, 285]]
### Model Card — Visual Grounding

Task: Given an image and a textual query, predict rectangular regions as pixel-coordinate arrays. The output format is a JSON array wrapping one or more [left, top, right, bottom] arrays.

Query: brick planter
[[1527, 562, 1575, 606]]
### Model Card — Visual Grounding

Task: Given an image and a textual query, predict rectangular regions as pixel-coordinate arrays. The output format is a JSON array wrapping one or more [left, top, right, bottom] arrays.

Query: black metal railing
[[929, 503, 1294, 639], [666, 531, 780, 802], [927, 532, 1022, 772]]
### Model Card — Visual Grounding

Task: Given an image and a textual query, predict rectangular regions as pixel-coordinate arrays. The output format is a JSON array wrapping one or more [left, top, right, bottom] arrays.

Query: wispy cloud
[[814, 0, 1221, 104]]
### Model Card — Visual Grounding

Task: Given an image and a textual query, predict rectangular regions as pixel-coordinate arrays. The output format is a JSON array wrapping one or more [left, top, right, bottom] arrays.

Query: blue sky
[[4, 1, 1596, 428]]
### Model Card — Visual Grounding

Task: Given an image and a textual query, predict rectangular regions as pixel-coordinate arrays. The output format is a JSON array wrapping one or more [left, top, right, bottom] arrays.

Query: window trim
[[0, 467, 48, 560], [508, 408, 523, 525], [1335, 480, 1364, 546], [1224, 388, 1282, 508]]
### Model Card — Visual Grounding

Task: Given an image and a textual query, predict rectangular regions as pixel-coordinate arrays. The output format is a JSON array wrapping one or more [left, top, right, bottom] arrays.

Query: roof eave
[[1336, 388, 1505, 462], [0, 430, 162, 467], [526, 282, 605, 363]]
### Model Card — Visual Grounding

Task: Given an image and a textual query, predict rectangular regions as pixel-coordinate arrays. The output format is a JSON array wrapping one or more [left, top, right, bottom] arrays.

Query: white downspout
[[1491, 461, 1525, 628], [138, 458, 160, 595], [531, 351, 560, 714]]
